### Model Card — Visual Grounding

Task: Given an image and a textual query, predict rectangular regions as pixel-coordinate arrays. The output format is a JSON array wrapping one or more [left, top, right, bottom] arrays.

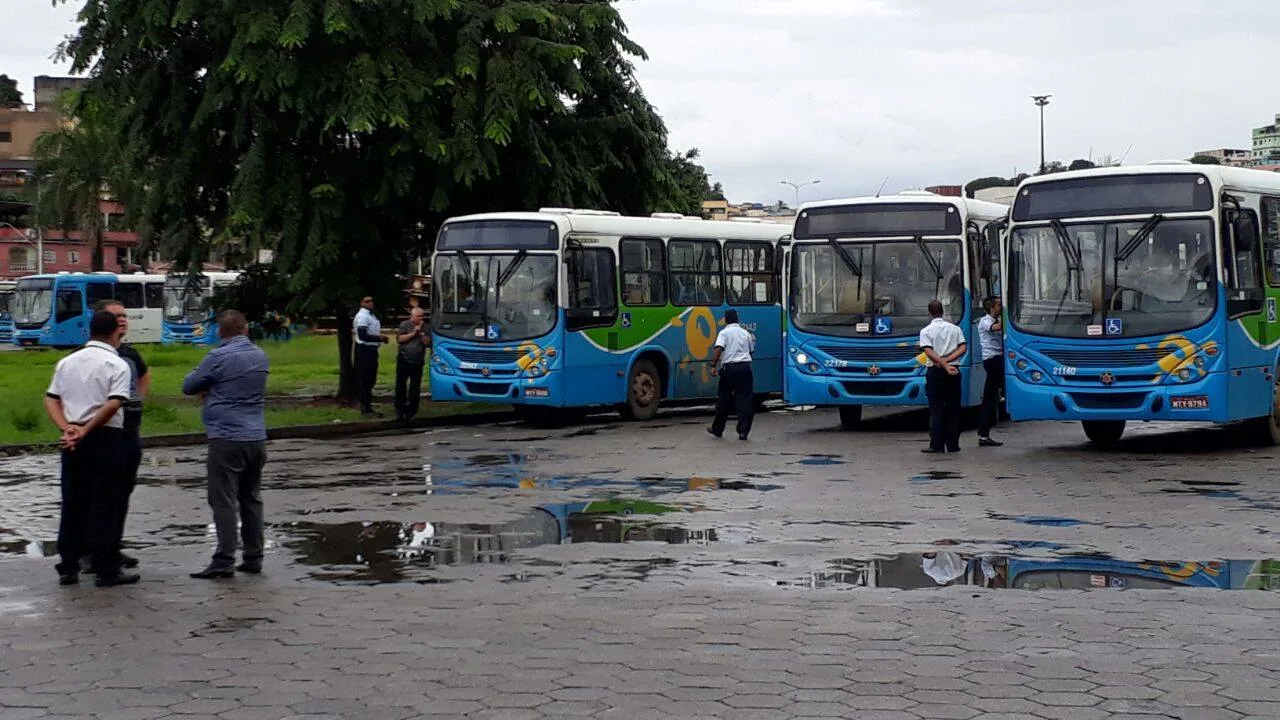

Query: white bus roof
[[113, 274, 166, 283], [164, 271, 243, 281], [797, 192, 1009, 223], [1017, 162, 1280, 195], [442, 210, 792, 242]]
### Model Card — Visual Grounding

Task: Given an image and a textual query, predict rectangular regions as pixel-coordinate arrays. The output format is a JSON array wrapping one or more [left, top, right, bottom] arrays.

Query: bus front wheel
[[838, 405, 863, 430], [1249, 373, 1280, 446], [621, 359, 662, 421], [1082, 420, 1125, 447]]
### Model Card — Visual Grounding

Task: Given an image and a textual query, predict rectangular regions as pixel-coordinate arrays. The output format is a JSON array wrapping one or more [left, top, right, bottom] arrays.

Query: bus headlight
[[432, 356, 452, 375], [1194, 356, 1206, 370], [1030, 371, 1044, 383], [527, 365, 544, 377], [1016, 359, 1029, 371], [1177, 368, 1192, 382], [795, 353, 809, 366]]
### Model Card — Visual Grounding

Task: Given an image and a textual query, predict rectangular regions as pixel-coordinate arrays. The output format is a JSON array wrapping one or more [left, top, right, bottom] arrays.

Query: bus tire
[[621, 359, 662, 421], [1250, 372, 1280, 446], [1082, 420, 1125, 447], [838, 405, 864, 430]]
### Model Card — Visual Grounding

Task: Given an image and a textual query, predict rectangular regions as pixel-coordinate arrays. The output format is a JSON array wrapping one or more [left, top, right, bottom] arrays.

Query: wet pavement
[[2, 406, 1280, 718]]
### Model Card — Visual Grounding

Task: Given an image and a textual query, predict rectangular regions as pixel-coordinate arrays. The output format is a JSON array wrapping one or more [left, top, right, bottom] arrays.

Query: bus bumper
[[429, 367, 564, 407], [1006, 371, 1232, 423], [785, 369, 928, 407]]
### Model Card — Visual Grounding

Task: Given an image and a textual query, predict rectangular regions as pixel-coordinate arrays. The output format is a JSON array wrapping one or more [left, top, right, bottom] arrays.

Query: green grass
[[0, 334, 487, 445]]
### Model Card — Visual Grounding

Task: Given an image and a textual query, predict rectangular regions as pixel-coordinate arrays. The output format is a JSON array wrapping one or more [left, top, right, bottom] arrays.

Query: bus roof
[[1017, 162, 1280, 194], [797, 192, 1009, 223], [441, 210, 792, 242], [113, 274, 166, 282], [164, 271, 243, 281]]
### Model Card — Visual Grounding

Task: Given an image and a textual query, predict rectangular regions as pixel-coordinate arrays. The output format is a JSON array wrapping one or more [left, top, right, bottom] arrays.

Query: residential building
[[701, 199, 729, 220], [1194, 148, 1254, 167], [32, 76, 88, 112], [924, 185, 963, 197], [1253, 114, 1280, 167]]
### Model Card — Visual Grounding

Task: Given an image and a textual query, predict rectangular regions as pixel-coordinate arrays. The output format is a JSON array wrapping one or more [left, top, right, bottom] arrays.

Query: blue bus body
[[0, 282, 13, 345], [161, 272, 242, 345], [782, 194, 1008, 425], [1002, 165, 1280, 444], [428, 211, 789, 419], [1008, 558, 1268, 590], [10, 274, 118, 348]]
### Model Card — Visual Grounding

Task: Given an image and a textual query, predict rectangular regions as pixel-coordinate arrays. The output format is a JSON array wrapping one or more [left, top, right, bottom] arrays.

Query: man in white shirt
[[919, 299, 967, 454], [976, 297, 1004, 447], [43, 310, 137, 587], [707, 309, 756, 441], [353, 296, 390, 416]]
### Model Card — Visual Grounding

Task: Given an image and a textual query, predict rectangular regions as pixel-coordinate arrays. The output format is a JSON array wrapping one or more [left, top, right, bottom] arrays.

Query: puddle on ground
[[909, 470, 963, 482], [798, 455, 846, 466], [988, 513, 1092, 527]]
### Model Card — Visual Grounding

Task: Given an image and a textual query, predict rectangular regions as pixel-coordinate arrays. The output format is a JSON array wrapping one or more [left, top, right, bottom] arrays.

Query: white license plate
[[1170, 395, 1208, 410]]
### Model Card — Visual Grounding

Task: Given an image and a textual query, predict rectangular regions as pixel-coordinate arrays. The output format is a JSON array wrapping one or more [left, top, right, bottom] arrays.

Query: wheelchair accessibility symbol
[[874, 317, 893, 335], [1105, 318, 1123, 336], [1269, 297, 1277, 323], [621, 312, 632, 329], [486, 323, 500, 340]]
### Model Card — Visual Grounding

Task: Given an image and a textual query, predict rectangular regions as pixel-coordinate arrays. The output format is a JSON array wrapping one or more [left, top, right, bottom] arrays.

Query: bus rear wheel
[[1082, 420, 1125, 447], [621, 359, 662, 421], [838, 405, 863, 430], [1249, 373, 1280, 446]]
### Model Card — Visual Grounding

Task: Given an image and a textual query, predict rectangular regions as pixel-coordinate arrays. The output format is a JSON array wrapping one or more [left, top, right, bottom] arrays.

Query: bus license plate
[[526, 388, 549, 398], [1170, 395, 1209, 410]]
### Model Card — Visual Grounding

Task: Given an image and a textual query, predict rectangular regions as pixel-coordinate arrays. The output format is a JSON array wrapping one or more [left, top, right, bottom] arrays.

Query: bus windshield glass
[[1008, 217, 1216, 337], [432, 253, 558, 342], [790, 240, 965, 338], [12, 278, 54, 326], [164, 276, 212, 323], [0, 290, 12, 317]]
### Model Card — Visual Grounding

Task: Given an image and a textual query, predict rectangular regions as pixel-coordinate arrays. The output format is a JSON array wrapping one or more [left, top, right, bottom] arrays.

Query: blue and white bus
[[783, 192, 1008, 428], [1003, 163, 1280, 445], [428, 209, 790, 421], [0, 280, 14, 344], [10, 272, 166, 347], [161, 272, 242, 345]]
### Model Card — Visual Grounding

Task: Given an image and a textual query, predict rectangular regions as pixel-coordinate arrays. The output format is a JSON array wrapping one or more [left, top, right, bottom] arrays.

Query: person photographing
[[394, 307, 429, 422]]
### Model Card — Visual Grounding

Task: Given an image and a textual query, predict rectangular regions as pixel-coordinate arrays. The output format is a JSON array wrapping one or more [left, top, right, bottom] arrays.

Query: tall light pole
[[1031, 95, 1052, 174], [780, 179, 821, 208]]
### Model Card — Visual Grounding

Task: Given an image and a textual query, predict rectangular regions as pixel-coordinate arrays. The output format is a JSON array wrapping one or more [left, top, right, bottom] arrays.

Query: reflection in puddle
[[909, 470, 963, 482], [988, 513, 1091, 527], [798, 455, 845, 466]]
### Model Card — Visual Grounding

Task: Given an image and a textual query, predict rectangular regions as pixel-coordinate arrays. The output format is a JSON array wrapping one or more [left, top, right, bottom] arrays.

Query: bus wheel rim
[[633, 374, 656, 406]]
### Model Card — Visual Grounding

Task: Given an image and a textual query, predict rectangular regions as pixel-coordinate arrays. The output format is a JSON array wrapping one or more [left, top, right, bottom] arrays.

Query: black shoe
[[921, 448, 945, 454], [946, 447, 961, 453], [119, 552, 140, 569], [706, 427, 722, 439], [95, 573, 140, 588], [190, 566, 235, 579], [738, 434, 749, 441], [80, 557, 94, 574], [59, 573, 79, 586], [236, 562, 262, 574], [978, 437, 1003, 447]]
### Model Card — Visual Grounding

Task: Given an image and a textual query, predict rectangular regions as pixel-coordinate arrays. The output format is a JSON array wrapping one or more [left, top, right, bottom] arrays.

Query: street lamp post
[[1031, 95, 1052, 174], [780, 179, 821, 209], [0, 222, 42, 274]]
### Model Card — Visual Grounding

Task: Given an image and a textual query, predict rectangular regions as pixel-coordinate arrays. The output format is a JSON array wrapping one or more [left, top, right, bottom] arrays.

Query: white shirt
[[977, 314, 1003, 361], [918, 317, 965, 367], [714, 323, 755, 365], [353, 307, 382, 346], [46, 341, 131, 429]]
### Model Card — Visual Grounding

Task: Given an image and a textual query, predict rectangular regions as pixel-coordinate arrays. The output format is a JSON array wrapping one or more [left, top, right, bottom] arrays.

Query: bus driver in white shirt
[[919, 299, 967, 454], [707, 309, 756, 441]]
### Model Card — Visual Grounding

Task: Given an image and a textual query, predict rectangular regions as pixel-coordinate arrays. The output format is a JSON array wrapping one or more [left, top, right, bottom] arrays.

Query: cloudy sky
[[7, 0, 1278, 204]]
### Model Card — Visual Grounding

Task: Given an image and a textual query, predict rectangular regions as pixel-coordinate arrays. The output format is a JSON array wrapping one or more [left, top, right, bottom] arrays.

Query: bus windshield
[[431, 252, 558, 342], [1008, 217, 1216, 338], [164, 276, 212, 323], [790, 240, 965, 338], [0, 290, 12, 317], [12, 278, 54, 326]]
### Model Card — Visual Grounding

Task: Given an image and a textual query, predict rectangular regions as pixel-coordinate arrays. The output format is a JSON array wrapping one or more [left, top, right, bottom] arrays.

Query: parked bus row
[[427, 162, 1280, 448], [4, 270, 240, 348]]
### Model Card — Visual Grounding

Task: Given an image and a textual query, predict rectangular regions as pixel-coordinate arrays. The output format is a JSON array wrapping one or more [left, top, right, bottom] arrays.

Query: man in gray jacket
[[182, 310, 270, 579]]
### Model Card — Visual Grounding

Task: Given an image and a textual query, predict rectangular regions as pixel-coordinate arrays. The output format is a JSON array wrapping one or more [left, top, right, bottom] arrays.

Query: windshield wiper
[[1115, 214, 1164, 263], [496, 250, 527, 288], [913, 235, 947, 302], [1049, 219, 1083, 298], [827, 239, 862, 277]]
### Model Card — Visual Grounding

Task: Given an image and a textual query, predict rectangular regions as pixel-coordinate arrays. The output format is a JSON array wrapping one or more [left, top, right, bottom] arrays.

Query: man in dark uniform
[[84, 299, 151, 573], [44, 310, 137, 587]]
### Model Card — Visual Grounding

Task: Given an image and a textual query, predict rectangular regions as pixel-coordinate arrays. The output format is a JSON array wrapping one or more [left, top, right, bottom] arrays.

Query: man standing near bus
[[976, 296, 1004, 447], [920, 299, 966, 454], [85, 299, 151, 574], [394, 307, 429, 422], [353, 296, 389, 416], [44, 310, 135, 587], [707, 309, 756, 441]]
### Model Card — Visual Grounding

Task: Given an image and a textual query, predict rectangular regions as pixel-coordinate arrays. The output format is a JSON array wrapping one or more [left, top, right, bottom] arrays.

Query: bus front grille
[[841, 381, 907, 397], [819, 345, 920, 363], [1042, 348, 1174, 368], [449, 347, 526, 365], [1068, 392, 1148, 410], [463, 382, 513, 396]]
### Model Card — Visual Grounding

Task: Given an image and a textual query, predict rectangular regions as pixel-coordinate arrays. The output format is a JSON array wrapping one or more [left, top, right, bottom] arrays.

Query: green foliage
[[9, 407, 40, 433], [61, 0, 699, 394], [964, 176, 1013, 198], [0, 74, 22, 108], [1068, 159, 1097, 171], [1190, 154, 1222, 165]]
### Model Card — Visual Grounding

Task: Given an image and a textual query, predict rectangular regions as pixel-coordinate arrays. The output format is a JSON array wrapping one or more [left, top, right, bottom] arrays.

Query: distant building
[[1252, 114, 1280, 167], [974, 187, 1017, 206], [701, 199, 729, 221], [1194, 148, 1254, 167], [32, 76, 88, 112], [925, 185, 963, 197]]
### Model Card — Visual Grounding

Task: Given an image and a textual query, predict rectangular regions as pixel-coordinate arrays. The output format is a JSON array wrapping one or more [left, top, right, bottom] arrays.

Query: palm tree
[[31, 100, 123, 272]]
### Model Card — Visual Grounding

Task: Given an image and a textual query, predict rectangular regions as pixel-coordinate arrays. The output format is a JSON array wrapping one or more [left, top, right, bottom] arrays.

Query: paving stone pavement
[[1, 407, 1279, 719]]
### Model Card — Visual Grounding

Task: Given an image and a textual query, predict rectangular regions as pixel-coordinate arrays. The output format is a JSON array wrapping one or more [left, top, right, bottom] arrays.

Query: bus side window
[[1262, 197, 1280, 288], [1225, 207, 1264, 317], [619, 237, 667, 306], [566, 246, 618, 331], [145, 282, 165, 309], [725, 241, 774, 305], [117, 283, 145, 309], [55, 288, 82, 324], [86, 282, 115, 309]]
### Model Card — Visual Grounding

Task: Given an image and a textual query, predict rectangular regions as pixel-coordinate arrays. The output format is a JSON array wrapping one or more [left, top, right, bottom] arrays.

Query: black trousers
[[711, 362, 754, 438], [925, 366, 963, 452], [355, 344, 380, 412], [978, 356, 1005, 438], [57, 427, 126, 577], [395, 356, 424, 420], [207, 439, 267, 569]]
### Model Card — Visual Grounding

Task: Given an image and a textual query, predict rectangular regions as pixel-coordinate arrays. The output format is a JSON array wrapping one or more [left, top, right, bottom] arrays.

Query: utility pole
[[1032, 95, 1052, 174], [780, 179, 821, 208]]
